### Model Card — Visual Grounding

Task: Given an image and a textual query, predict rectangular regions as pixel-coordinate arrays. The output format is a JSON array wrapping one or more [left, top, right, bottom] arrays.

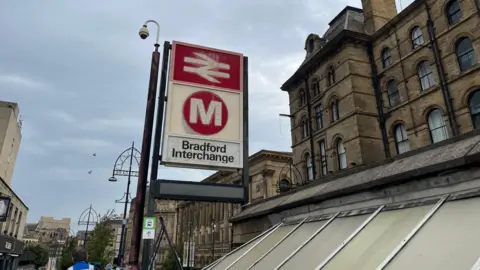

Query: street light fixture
[[129, 18, 162, 270], [110, 142, 140, 267]]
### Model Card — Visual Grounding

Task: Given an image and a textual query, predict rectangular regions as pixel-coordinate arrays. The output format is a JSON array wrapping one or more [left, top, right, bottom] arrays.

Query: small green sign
[[143, 217, 156, 230]]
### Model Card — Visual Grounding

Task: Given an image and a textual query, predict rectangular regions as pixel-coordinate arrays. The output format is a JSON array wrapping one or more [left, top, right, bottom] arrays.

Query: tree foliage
[[162, 245, 183, 270], [86, 209, 116, 268], [58, 237, 77, 270], [24, 244, 49, 268]]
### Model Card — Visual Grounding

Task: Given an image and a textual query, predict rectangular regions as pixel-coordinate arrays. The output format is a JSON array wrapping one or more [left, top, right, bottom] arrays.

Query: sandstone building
[[0, 100, 29, 269], [284, 0, 480, 183], [206, 0, 480, 269], [175, 150, 292, 268]]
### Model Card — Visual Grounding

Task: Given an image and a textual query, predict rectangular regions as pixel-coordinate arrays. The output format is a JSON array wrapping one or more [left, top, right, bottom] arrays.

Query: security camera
[[138, 25, 149, 40]]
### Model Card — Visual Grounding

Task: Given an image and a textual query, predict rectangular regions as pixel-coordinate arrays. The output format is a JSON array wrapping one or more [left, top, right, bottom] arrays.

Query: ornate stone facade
[[285, 0, 480, 186]]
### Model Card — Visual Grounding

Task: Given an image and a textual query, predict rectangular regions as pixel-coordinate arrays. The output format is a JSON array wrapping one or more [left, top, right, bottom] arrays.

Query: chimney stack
[[361, 0, 397, 34]]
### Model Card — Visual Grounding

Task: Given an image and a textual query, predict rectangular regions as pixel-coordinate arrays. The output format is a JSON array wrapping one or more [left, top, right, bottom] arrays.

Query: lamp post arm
[[143, 20, 160, 45]]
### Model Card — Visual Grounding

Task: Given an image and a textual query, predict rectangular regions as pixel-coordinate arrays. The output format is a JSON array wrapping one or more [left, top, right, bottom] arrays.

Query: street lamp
[[128, 19, 161, 270], [110, 142, 140, 266], [78, 205, 99, 249], [211, 219, 216, 263]]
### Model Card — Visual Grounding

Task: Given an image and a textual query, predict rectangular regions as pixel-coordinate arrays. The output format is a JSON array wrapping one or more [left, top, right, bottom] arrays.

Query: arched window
[[301, 118, 309, 139], [314, 104, 323, 129], [382, 48, 392, 68], [327, 67, 335, 86], [387, 80, 400, 107], [311, 78, 320, 96], [469, 91, 480, 129], [428, 109, 449, 143], [411, 27, 424, 48], [331, 100, 339, 122], [446, 0, 462, 25], [305, 153, 314, 181], [299, 89, 307, 106], [337, 139, 347, 170], [418, 61, 435, 90], [394, 124, 410, 154], [456, 37, 476, 72]]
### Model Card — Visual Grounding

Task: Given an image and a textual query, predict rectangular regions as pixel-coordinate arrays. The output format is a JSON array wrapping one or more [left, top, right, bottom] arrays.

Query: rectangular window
[[315, 105, 323, 130], [319, 140, 328, 176]]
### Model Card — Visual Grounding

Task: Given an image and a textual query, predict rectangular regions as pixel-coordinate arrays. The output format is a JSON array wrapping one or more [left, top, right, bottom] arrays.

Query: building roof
[[25, 223, 38, 232], [0, 175, 29, 210], [281, 6, 367, 91], [324, 6, 365, 40], [231, 130, 480, 222]]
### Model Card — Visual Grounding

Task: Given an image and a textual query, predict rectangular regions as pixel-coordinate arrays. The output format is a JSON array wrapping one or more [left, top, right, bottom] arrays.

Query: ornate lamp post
[[78, 205, 99, 248], [109, 142, 141, 266]]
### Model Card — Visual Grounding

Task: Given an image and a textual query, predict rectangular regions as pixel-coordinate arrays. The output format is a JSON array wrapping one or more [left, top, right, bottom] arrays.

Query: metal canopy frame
[[246, 217, 308, 270], [273, 212, 339, 270], [205, 193, 466, 270], [224, 223, 283, 270], [375, 195, 449, 270], [204, 222, 282, 270], [314, 205, 385, 270]]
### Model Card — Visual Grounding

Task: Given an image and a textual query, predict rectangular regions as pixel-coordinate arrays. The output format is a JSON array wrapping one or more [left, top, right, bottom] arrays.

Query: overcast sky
[[1, 0, 412, 232]]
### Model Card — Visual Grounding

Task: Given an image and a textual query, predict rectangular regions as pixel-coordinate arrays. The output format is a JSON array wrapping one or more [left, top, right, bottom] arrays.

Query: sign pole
[[127, 43, 160, 270], [142, 40, 172, 270], [242, 56, 250, 206]]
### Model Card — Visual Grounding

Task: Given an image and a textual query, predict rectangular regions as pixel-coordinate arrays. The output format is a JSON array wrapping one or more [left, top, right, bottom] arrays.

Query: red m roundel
[[183, 91, 228, 135]]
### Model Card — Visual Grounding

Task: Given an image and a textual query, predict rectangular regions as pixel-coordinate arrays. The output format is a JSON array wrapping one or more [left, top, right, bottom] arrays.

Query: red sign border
[[169, 40, 244, 93]]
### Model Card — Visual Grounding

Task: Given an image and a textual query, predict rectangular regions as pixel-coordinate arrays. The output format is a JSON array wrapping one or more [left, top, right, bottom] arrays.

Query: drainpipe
[[304, 77, 317, 181], [393, 28, 418, 135], [425, 2, 459, 136], [367, 42, 391, 158]]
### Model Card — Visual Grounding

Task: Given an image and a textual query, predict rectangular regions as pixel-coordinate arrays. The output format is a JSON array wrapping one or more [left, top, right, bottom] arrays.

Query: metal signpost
[[130, 39, 249, 270]]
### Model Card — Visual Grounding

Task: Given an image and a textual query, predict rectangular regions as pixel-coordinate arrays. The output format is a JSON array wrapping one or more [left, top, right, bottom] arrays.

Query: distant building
[[24, 217, 71, 247], [0, 100, 28, 269], [106, 218, 124, 260], [0, 101, 22, 186], [124, 197, 136, 265]]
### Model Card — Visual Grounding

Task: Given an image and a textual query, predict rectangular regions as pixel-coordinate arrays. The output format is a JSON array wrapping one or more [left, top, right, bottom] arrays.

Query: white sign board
[[162, 41, 244, 171]]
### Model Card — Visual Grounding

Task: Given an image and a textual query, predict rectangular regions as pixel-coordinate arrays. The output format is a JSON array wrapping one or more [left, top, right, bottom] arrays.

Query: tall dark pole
[[304, 77, 317, 181], [186, 219, 192, 269], [142, 40, 171, 270], [211, 218, 215, 263], [242, 57, 250, 206], [128, 40, 160, 269], [84, 205, 92, 248], [117, 141, 135, 266]]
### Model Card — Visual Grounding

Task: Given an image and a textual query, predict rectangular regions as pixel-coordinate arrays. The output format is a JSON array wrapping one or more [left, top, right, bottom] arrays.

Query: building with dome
[[205, 1, 480, 269]]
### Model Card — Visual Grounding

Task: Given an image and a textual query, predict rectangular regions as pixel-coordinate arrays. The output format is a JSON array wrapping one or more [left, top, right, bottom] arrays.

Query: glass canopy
[[205, 195, 480, 270]]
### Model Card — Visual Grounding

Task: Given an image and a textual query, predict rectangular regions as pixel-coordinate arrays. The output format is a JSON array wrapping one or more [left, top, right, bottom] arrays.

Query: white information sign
[[161, 41, 244, 171]]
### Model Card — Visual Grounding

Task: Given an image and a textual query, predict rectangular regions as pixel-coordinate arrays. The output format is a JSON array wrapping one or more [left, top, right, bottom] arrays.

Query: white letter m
[[189, 98, 222, 126]]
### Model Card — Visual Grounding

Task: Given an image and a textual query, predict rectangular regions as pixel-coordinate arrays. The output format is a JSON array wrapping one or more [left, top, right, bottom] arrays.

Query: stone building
[[124, 197, 136, 265], [176, 150, 292, 268], [284, 0, 480, 182], [152, 199, 178, 268], [0, 101, 22, 186], [205, 0, 480, 269], [0, 100, 29, 269]]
